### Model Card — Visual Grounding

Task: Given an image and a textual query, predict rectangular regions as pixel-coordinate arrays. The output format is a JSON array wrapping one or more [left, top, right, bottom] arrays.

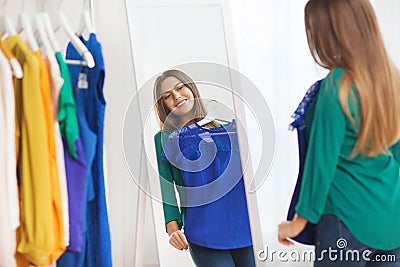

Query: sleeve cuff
[[295, 206, 321, 224]]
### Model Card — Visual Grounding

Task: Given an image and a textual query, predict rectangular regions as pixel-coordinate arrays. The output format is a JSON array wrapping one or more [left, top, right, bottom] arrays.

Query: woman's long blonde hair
[[305, 0, 400, 157], [153, 69, 218, 131]]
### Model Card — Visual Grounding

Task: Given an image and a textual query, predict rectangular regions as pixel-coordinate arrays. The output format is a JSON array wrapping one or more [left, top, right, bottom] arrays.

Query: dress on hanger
[[162, 120, 252, 249], [286, 80, 322, 245], [57, 33, 112, 267], [4, 34, 53, 266], [56, 51, 88, 253], [34, 49, 66, 263], [44, 52, 70, 249]]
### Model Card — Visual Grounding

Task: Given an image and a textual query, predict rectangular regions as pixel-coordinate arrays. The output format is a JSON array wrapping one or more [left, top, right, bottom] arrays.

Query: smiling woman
[[156, 72, 194, 128], [153, 69, 256, 267], [153, 70, 219, 131], [162, 82, 194, 114]]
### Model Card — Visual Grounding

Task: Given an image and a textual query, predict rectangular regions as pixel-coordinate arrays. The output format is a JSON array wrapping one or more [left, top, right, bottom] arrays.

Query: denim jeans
[[188, 243, 256, 267], [315, 214, 400, 267]]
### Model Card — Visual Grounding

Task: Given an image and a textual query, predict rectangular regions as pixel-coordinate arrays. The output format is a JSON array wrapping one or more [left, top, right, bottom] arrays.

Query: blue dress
[[287, 80, 322, 245], [57, 33, 112, 267], [162, 120, 252, 249]]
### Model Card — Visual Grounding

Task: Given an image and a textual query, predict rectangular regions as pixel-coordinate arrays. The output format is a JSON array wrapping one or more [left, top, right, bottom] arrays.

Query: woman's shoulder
[[154, 131, 168, 145], [323, 67, 344, 86], [319, 67, 346, 96], [154, 130, 174, 137], [154, 130, 179, 148], [330, 67, 345, 78]]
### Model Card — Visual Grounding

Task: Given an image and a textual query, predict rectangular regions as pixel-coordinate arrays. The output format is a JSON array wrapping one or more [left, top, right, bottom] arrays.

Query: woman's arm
[[295, 69, 346, 223], [154, 132, 183, 226], [154, 132, 188, 250]]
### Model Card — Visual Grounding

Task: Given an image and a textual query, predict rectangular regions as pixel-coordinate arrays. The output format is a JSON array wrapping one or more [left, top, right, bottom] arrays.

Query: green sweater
[[154, 131, 186, 229], [296, 68, 400, 250]]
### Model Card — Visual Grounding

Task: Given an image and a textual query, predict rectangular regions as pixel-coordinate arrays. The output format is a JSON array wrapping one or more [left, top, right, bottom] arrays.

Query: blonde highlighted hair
[[305, 0, 400, 157]]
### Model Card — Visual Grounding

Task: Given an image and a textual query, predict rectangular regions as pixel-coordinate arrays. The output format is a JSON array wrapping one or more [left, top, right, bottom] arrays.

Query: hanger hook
[[82, 0, 88, 9], [57, 0, 62, 10], [2, 0, 7, 16], [40, 0, 45, 11]]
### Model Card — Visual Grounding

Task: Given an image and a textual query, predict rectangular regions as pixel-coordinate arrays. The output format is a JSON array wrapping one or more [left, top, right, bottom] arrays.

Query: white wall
[[229, 1, 324, 266], [373, 0, 400, 68], [93, 0, 143, 266]]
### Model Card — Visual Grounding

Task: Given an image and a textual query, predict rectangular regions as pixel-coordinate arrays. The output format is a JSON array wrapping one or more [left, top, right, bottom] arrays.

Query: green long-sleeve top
[[296, 68, 400, 250], [154, 132, 186, 229]]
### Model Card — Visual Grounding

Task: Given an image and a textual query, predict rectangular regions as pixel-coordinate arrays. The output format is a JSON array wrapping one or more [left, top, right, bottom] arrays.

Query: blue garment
[[315, 214, 400, 267], [189, 243, 255, 267], [287, 80, 322, 245], [58, 33, 112, 267], [162, 120, 252, 249]]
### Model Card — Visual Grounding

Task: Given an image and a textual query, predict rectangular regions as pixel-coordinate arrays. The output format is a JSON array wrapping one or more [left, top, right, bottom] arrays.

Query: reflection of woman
[[153, 70, 255, 267], [279, 0, 400, 266]]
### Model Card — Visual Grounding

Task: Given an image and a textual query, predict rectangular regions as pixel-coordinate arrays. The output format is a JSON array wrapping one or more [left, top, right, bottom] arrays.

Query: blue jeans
[[188, 243, 256, 267], [315, 214, 400, 267]]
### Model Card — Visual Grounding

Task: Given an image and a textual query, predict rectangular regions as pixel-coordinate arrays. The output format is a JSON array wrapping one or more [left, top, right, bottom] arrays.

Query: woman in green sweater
[[278, 0, 400, 266]]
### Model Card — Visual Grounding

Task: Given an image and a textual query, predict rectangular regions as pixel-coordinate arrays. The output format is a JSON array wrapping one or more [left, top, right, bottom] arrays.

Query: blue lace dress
[[162, 120, 252, 249], [287, 80, 322, 245]]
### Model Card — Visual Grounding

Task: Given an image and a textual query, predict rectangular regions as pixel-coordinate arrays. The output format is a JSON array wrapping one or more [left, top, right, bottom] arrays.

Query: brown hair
[[305, 0, 400, 157], [153, 69, 218, 131]]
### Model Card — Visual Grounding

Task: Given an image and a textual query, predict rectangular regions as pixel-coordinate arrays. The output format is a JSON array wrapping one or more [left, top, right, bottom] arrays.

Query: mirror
[[123, 1, 273, 266]]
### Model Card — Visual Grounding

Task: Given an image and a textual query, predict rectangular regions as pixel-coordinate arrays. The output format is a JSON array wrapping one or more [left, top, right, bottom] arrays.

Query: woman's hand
[[278, 214, 308, 246], [166, 221, 188, 250], [169, 229, 189, 250]]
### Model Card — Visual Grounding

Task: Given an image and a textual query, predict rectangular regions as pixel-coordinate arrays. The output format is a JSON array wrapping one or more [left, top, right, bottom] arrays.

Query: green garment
[[55, 52, 78, 159], [154, 131, 186, 229], [296, 68, 400, 250]]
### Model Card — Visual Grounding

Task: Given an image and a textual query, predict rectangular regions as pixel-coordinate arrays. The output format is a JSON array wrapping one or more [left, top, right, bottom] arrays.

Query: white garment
[[0, 48, 19, 267], [45, 55, 70, 247]]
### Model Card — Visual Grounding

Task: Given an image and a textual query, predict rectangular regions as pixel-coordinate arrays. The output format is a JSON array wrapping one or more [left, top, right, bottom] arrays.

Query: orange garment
[[34, 50, 66, 263]]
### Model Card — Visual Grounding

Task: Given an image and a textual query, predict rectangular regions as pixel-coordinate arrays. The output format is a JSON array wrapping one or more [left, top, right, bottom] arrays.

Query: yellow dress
[[4, 35, 61, 266]]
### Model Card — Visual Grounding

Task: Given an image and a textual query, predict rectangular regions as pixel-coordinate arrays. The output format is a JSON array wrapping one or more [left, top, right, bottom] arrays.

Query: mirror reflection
[[153, 69, 255, 266], [124, 2, 267, 266]]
